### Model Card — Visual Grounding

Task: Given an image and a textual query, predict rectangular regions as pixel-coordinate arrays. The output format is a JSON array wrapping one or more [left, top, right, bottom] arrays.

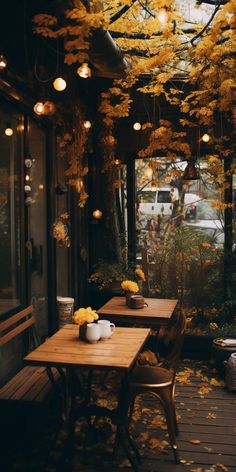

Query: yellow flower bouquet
[[73, 307, 99, 340], [121, 280, 139, 294], [73, 307, 98, 326]]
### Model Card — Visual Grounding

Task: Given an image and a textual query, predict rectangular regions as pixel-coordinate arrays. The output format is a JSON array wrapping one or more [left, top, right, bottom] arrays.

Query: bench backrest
[[0, 306, 36, 347]]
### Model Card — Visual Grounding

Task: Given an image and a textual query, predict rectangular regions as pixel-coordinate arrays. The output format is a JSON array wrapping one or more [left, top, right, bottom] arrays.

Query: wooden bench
[[0, 306, 60, 420]]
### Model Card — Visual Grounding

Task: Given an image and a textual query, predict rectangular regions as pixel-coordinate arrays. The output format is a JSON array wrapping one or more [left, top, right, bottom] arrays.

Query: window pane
[[0, 113, 21, 314]]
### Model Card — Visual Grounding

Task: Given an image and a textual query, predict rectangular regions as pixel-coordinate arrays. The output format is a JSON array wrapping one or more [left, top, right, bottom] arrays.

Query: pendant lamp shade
[[183, 161, 200, 180]]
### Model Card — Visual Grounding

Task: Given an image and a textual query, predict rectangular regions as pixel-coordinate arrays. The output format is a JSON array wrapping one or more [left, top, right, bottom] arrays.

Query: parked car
[[182, 199, 224, 245], [137, 187, 179, 217]]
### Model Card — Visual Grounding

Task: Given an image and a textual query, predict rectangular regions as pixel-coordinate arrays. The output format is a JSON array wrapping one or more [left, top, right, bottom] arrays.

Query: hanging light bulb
[[114, 159, 121, 165], [5, 127, 13, 136], [76, 62, 91, 78], [33, 102, 45, 115], [157, 9, 168, 25], [25, 174, 30, 182], [83, 120, 92, 129], [133, 122, 142, 131], [202, 133, 210, 143], [53, 77, 67, 91], [0, 54, 7, 70], [183, 161, 200, 180], [92, 209, 103, 220]]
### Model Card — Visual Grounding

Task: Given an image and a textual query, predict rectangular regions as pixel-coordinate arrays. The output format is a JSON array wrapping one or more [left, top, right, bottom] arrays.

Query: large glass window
[[0, 112, 22, 315]]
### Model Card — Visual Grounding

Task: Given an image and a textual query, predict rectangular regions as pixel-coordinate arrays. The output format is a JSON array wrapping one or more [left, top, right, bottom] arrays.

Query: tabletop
[[24, 324, 150, 372], [97, 297, 178, 327]]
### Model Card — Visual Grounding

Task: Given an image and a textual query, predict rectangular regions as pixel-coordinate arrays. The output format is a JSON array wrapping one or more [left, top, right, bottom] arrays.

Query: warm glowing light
[[202, 133, 210, 143], [25, 159, 32, 168], [0, 55, 7, 70], [53, 77, 67, 91], [33, 102, 45, 115], [114, 159, 121, 165], [25, 174, 30, 181], [75, 178, 84, 193], [83, 120, 92, 129], [144, 167, 153, 178], [77, 62, 91, 78], [38, 184, 44, 190], [5, 127, 13, 136], [133, 122, 141, 131], [92, 209, 103, 220], [157, 9, 168, 25]]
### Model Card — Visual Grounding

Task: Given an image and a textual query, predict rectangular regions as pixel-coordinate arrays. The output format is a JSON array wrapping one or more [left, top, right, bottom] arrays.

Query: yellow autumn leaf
[[206, 412, 217, 419]]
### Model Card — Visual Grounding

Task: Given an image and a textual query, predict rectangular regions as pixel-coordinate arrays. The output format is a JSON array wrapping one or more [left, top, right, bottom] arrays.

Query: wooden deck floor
[[2, 360, 236, 472]]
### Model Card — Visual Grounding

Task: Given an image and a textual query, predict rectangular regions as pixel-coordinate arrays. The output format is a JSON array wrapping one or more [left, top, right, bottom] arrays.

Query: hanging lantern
[[133, 122, 141, 131], [33, 102, 45, 115], [77, 63, 91, 78], [183, 161, 200, 180], [92, 209, 103, 220], [0, 55, 7, 70], [53, 77, 67, 91]]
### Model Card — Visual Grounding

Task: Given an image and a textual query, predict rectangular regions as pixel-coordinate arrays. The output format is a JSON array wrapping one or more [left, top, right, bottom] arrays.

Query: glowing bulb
[[33, 102, 45, 115], [53, 77, 67, 91], [157, 9, 168, 25], [144, 167, 153, 179], [92, 209, 103, 220], [24, 185, 31, 193], [25, 174, 30, 181], [83, 120, 92, 129], [5, 127, 13, 136], [133, 122, 141, 131], [202, 133, 210, 143], [77, 62, 91, 78], [114, 159, 121, 165], [0, 55, 7, 70], [38, 184, 44, 190]]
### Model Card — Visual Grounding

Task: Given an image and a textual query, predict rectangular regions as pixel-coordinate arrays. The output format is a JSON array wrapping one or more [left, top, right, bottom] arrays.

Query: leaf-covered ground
[[2, 360, 236, 472]]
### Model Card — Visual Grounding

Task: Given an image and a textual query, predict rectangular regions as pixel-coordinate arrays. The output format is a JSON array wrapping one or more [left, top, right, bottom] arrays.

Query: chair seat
[[131, 365, 173, 387]]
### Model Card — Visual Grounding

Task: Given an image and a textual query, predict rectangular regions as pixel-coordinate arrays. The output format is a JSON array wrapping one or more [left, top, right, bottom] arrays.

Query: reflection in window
[[0, 113, 21, 314]]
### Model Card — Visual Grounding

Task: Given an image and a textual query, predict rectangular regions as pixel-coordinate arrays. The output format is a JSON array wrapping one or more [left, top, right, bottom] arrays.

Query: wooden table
[[97, 296, 178, 327], [24, 324, 150, 471]]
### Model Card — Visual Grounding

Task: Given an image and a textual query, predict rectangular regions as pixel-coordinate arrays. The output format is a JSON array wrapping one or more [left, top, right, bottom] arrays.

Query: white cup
[[98, 320, 115, 339], [86, 323, 101, 343]]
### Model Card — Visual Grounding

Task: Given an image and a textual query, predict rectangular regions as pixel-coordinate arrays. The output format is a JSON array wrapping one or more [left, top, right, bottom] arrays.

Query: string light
[[133, 122, 141, 131], [38, 184, 44, 190], [114, 159, 121, 165], [24, 185, 31, 192], [25, 175, 30, 182], [202, 133, 210, 143], [53, 77, 67, 91], [83, 120, 92, 129], [5, 127, 13, 136], [33, 102, 45, 115], [92, 209, 103, 220], [77, 63, 91, 78], [0, 54, 7, 70]]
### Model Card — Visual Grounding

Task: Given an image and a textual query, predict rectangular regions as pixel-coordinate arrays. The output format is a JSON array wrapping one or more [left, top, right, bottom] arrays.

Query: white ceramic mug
[[98, 320, 115, 339], [86, 323, 101, 343]]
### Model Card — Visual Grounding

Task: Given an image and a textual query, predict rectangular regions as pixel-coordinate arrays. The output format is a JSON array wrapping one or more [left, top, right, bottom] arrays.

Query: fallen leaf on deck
[[190, 439, 201, 444], [190, 468, 203, 472], [207, 412, 217, 419], [149, 438, 168, 449], [204, 446, 213, 451], [216, 464, 229, 471], [210, 378, 225, 387], [198, 385, 212, 396]]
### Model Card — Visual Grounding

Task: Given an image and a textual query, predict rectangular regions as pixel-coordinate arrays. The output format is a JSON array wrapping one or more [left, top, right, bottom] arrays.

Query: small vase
[[79, 322, 87, 340]]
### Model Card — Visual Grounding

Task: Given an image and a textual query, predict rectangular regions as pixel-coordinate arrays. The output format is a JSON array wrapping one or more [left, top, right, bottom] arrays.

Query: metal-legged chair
[[127, 310, 186, 464]]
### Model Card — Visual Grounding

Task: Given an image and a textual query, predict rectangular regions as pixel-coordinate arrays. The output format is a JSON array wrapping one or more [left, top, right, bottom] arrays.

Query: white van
[[138, 187, 179, 216]]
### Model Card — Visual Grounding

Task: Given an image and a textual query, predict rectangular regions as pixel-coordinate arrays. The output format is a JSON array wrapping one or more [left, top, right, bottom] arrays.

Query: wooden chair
[[127, 310, 186, 464]]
